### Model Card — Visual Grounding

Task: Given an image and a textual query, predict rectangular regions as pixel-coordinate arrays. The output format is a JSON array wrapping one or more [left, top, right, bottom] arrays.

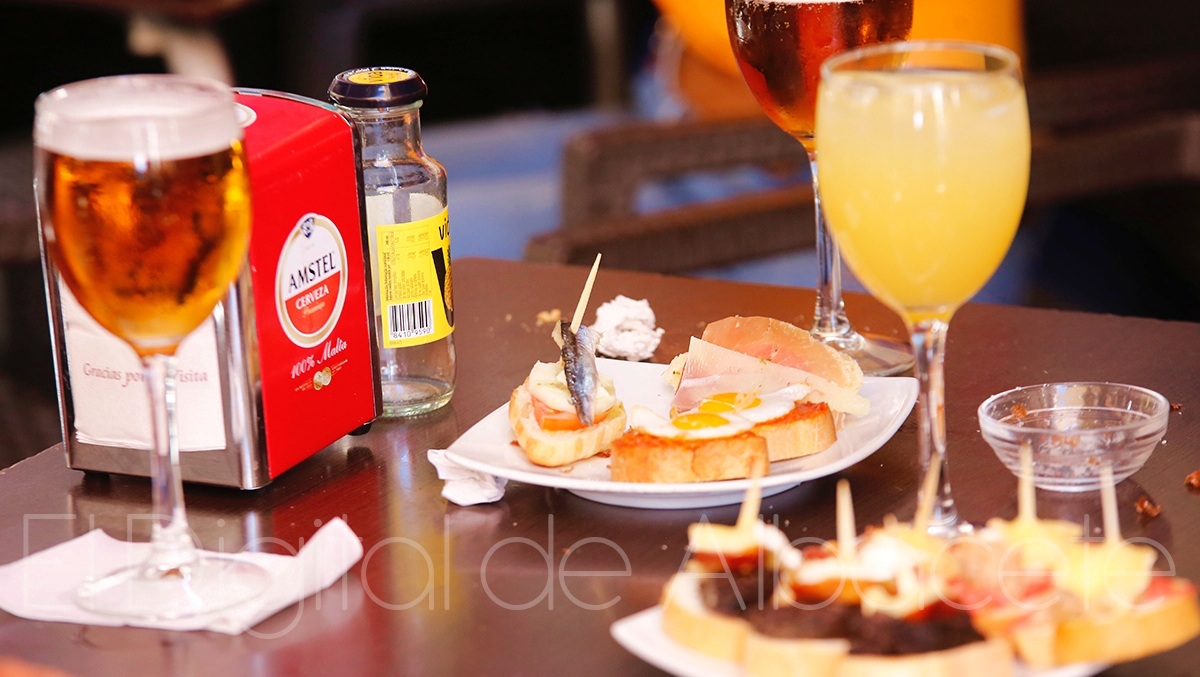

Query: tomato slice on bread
[[532, 396, 609, 431]]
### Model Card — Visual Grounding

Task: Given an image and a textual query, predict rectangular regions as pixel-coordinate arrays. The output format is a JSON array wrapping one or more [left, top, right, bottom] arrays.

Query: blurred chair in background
[[528, 55, 1200, 266]]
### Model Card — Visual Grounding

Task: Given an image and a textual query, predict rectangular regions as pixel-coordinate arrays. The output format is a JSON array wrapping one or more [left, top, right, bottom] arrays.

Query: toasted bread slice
[[754, 402, 837, 462], [610, 430, 768, 483], [508, 383, 627, 467], [999, 579, 1200, 668], [1054, 579, 1200, 665], [660, 573, 753, 662]]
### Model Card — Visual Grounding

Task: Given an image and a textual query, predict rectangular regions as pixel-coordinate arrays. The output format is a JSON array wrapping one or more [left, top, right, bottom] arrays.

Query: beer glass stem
[[910, 318, 962, 534], [808, 153, 859, 347], [144, 353, 199, 571]]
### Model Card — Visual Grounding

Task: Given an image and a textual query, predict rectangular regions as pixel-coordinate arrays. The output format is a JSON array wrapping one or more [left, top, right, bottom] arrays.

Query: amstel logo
[[275, 213, 348, 347]]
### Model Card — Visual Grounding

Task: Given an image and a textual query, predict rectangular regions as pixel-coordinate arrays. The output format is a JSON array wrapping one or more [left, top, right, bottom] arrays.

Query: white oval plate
[[610, 606, 1107, 677], [445, 358, 917, 509]]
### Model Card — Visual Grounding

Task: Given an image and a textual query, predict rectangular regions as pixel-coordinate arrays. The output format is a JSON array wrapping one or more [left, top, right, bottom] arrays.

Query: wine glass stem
[[143, 353, 199, 571], [808, 152, 855, 343], [910, 318, 959, 529]]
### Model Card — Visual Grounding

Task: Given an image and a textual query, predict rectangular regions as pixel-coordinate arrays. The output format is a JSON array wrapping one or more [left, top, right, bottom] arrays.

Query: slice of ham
[[701, 316, 864, 393], [672, 337, 870, 416]]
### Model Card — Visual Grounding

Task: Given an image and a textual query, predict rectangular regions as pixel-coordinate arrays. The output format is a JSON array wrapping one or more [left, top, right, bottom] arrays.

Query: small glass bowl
[[977, 382, 1170, 492]]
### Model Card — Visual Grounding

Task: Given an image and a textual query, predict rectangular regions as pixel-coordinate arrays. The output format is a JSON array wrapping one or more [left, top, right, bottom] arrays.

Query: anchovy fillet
[[561, 320, 599, 426]]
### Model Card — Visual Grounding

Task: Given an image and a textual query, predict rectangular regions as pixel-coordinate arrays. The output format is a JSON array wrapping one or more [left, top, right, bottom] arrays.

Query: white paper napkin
[[0, 518, 362, 634], [427, 449, 507, 505]]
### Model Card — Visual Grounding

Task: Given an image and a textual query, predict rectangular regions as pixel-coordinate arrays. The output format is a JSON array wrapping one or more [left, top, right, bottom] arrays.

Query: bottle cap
[[328, 67, 427, 108]]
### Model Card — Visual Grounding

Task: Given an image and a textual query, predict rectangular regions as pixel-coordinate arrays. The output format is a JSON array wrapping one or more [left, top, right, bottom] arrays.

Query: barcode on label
[[388, 299, 434, 340]]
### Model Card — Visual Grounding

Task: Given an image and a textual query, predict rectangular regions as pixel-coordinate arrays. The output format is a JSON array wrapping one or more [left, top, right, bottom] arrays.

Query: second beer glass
[[725, 0, 916, 376]]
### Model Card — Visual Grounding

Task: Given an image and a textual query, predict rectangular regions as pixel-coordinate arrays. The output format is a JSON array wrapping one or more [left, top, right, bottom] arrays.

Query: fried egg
[[631, 384, 813, 440], [693, 384, 812, 424], [628, 405, 755, 440]]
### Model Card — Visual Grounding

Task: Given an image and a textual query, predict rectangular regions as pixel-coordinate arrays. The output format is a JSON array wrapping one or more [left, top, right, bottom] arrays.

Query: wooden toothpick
[[837, 479, 857, 562], [736, 475, 763, 534], [1018, 441, 1037, 523], [570, 253, 602, 333], [1101, 463, 1120, 547]]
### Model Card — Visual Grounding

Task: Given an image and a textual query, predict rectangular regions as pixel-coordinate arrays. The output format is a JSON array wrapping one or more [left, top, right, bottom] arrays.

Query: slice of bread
[[754, 402, 837, 462], [660, 572, 754, 662], [508, 382, 627, 467], [995, 579, 1200, 668], [1054, 579, 1200, 665], [609, 430, 768, 483]]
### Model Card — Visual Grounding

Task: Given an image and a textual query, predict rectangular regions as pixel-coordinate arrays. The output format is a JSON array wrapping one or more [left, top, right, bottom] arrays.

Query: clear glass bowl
[[977, 382, 1169, 492]]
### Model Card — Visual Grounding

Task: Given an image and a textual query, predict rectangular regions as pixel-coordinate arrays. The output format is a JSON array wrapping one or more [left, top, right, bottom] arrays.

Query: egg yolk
[[672, 412, 735, 430], [697, 392, 761, 413]]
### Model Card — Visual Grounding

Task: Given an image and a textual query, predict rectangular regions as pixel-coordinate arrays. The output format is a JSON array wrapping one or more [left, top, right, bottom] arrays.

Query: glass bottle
[[329, 67, 455, 416]]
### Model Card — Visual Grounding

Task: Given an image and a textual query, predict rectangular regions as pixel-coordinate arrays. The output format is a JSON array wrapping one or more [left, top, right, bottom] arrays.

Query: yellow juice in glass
[[817, 70, 1030, 324]]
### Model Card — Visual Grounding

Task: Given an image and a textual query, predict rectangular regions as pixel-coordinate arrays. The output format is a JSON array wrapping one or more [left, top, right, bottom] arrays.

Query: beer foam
[[36, 78, 240, 161]]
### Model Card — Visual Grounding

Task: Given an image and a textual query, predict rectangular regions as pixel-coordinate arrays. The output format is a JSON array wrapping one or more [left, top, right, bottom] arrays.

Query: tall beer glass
[[726, 0, 916, 376], [35, 75, 270, 618], [817, 42, 1030, 532]]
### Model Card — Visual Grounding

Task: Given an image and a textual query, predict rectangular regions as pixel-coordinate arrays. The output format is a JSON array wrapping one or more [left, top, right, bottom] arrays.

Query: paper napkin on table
[[427, 449, 507, 505], [0, 518, 362, 634]]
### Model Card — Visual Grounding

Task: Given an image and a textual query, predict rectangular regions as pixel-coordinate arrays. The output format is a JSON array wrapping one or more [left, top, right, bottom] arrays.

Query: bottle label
[[377, 206, 454, 348]]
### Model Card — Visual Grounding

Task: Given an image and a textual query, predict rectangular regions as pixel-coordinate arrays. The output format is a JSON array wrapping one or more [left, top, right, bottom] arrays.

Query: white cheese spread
[[592, 295, 665, 362]]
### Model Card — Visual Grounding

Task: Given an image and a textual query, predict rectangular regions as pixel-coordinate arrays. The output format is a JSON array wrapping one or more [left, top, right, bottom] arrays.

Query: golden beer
[[35, 75, 268, 620], [41, 147, 250, 356], [726, 0, 913, 148], [36, 79, 250, 358]]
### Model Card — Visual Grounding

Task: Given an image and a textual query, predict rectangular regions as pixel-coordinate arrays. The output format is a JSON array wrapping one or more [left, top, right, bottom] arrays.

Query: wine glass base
[[920, 499, 976, 538], [76, 554, 271, 621], [924, 518, 976, 539], [814, 330, 914, 377]]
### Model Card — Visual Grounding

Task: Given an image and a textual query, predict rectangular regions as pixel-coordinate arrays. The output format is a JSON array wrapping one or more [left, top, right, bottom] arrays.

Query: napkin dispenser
[[42, 88, 381, 489]]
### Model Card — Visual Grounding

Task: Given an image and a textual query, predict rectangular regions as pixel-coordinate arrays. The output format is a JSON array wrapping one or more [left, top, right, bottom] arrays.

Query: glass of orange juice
[[816, 41, 1031, 533]]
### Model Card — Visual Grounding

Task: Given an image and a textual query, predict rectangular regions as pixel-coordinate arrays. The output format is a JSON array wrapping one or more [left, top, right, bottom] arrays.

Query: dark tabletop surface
[[1, 257, 1197, 676]]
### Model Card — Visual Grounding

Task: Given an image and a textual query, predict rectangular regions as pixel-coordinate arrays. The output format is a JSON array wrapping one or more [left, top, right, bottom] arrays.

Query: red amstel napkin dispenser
[[42, 89, 381, 489]]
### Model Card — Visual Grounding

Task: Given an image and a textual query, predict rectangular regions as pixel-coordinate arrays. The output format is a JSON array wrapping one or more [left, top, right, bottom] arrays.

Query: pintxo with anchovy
[[508, 255, 627, 467], [558, 319, 600, 426]]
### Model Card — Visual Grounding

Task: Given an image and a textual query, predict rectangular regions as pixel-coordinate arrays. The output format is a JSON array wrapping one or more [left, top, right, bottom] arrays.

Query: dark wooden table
[[1, 257, 1197, 676]]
